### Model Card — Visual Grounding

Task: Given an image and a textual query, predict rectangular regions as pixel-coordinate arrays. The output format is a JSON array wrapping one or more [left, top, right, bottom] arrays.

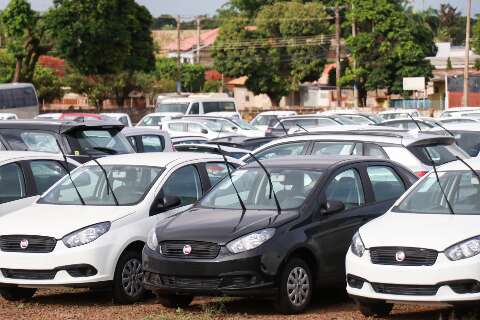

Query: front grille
[[145, 273, 254, 290], [160, 276, 222, 290], [370, 247, 438, 266], [160, 241, 220, 259], [0, 235, 56, 253], [372, 283, 439, 296], [2, 269, 57, 280]]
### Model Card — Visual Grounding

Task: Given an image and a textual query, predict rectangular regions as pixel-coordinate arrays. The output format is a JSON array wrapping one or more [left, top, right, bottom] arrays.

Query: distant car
[[182, 116, 265, 138], [122, 127, 173, 153], [266, 115, 354, 137], [0, 120, 134, 163], [243, 130, 469, 177], [162, 119, 231, 140], [155, 96, 239, 119], [174, 143, 249, 159], [0, 151, 79, 217], [320, 111, 383, 125], [143, 156, 417, 314], [171, 136, 208, 146], [439, 107, 480, 118], [250, 111, 298, 132], [136, 113, 170, 129], [376, 118, 441, 130], [210, 135, 277, 151], [437, 117, 480, 125], [101, 113, 133, 127], [430, 123, 480, 157], [379, 109, 420, 121], [0, 113, 18, 120], [36, 113, 108, 122]]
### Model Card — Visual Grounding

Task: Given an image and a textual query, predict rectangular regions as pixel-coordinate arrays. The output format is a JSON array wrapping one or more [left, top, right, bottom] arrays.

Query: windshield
[[231, 118, 257, 130], [252, 115, 276, 126], [66, 129, 134, 156], [156, 103, 189, 114], [380, 113, 409, 120], [200, 168, 322, 210], [343, 115, 373, 125], [139, 116, 164, 127], [394, 171, 480, 215], [408, 144, 468, 166], [40, 165, 162, 206]]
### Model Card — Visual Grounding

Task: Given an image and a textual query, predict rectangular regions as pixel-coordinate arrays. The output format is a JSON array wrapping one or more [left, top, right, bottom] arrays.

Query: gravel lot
[[0, 288, 454, 320]]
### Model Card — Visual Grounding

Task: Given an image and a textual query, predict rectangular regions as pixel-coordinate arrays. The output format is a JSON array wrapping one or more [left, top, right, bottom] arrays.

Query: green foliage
[[155, 58, 177, 80], [154, 58, 206, 93], [342, 0, 435, 107], [152, 15, 177, 30], [33, 66, 63, 103], [213, 1, 330, 106], [48, 0, 155, 76], [203, 80, 223, 92], [65, 72, 111, 111], [0, 49, 15, 83], [436, 4, 465, 45], [473, 17, 480, 55], [446, 57, 453, 70]]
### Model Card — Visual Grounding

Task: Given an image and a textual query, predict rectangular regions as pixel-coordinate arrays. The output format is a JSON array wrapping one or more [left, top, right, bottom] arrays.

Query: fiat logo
[[19, 239, 29, 249], [395, 250, 406, 262], [183, 244, 192, 255]]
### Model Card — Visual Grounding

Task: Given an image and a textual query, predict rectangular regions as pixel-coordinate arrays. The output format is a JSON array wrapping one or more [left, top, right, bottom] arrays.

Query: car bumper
[[0, 241, 115, 288], [346, 249, 480, 304], [142, 247, 277, 297]]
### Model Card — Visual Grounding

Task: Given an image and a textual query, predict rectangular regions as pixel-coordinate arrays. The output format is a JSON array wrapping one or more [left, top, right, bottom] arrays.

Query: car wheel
[[112, 250, 145, 304], [0, 287, 36, 301], [156, 294, 194, 309], [356, 299, 393, 317], [274, 258, 313, 314]]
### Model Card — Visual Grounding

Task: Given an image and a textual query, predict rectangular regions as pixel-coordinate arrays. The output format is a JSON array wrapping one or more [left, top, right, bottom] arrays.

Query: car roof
[[256, 111, 297, 116], [161, 97, 235, 103], [440, 157, 480, 171], [175, 144, 249, 153], [183, 115, 234, 121], [0, 151, 65, 163], [379, 109, 418, 114], [243, 155, 402, 171], [0, 119, 123, 132], [430, 123, 480, 132], [92, 152, 236, 168], [121, 127, 168, 136]]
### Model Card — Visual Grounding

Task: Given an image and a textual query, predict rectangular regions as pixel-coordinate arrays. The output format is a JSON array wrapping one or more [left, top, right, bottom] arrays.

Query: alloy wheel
[[121, 258, 144, 297], [286, 266, 310, 307]]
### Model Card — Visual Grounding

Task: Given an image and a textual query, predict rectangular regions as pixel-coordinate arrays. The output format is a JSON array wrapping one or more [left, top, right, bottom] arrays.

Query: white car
[[162, 119, 232, 140], [346, 157, 480, 317], [250, 111, 298, 132], [379, 109, 420, 121], [183, 116, 265, 138], [155, 96, 239, 118], [136, 112, 171, 129], [101, 113, 132, 127], [0, 152, 241, 303], [439, 107, 480, 118], [0, 113, 18, 120]]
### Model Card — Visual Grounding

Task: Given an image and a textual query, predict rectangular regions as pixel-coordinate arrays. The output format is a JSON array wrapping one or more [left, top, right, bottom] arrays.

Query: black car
[[209, 135, 277, 150], [0, 120, 134, 163], [143, 156, 417, 314]]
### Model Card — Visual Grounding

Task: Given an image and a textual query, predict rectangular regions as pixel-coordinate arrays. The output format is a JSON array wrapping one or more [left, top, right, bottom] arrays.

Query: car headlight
[[147, 228, 159, 252], [445, 236, 480, 261], [62, 222, 111, 248], [226, 228, 275, 254], [351, 232, 365, 257]]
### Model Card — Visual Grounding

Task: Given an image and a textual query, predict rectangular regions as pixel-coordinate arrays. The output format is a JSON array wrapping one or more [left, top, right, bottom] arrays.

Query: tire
[[274, 258, 313, 314], [156, 294, 194, 309], [112, 250, 145, 304], [0, 287, 36, 301], [356, 300, 393, 317]]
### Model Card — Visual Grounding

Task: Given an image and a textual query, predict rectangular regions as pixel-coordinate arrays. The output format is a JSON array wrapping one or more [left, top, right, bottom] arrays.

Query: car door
[[139, 135, 165, 153], [249, 141, 310, 162], [308, 165, 371, 282]]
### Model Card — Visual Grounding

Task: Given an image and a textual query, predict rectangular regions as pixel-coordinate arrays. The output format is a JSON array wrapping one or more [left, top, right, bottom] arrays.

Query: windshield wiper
[[91, 146, 118, 155], [296, 124, 309, 133], [275, 116, 289, 135], [455, 155, 480, 191], [217, 145, 246, 212], [55, 139, 85, 205], [91, 158, 119, 206], [248, 152, 281, 215], [407, 114, 455, 214]]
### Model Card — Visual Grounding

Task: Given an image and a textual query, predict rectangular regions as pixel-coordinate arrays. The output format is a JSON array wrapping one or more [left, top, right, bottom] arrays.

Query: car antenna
[[407, 114, 455, 214], [296, 123, 309, 133], [216, 119, 225, 140], [434, 121, 455, 137], [455, 155, 480, 188], [55, 139, 85, 205], [275, 116, 289, 135], [90, 157, 119, 206], [217, 144, 246, 212], [248, 152, 281, 215]]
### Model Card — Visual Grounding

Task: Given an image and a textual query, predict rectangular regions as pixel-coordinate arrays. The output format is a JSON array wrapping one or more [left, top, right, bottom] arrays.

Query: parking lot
[[0, 288, 450, 320]]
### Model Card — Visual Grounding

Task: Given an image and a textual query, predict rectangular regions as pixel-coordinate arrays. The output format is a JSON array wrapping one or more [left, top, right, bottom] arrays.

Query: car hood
[[156, 207, 299, 245], [360, 212, 480, 251], [0, 203, 136, 239]]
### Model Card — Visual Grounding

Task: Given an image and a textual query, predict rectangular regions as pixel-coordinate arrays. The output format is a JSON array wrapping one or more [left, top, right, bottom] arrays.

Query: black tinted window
[[161, 165, 202, 207], [367, 166, 405, 202], [0, 87, 37, 109], [0, 163, 25, 203], [29, 160, 67, 194], [408, 144, 467, 166]]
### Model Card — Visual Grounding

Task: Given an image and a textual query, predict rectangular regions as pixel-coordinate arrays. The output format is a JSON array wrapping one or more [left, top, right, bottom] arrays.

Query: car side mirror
[[231, 127, 238, 131], [151, 195, 181, 215], [201, 129, 208, 134], [321, 200, 345, 215]]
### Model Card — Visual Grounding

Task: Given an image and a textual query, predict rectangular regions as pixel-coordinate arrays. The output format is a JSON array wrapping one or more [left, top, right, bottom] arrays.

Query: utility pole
[[351, 1, 358, 109], [335, 2, 341, 109], [176, 15, 182, 93], [463, 0, 472, 107], [196, 17, 201, 64]]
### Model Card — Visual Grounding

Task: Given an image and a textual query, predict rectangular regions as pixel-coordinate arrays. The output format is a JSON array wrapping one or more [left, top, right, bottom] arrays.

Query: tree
[[152, 15, 177, 30], [446, 57, 453, 70], [1, 0, 51, 82], [342, 0, 435, 107], [437, 4, 464, 45], [33, 66, 63, 103], [213, 2, 330, 106], [473, 16, 480, 54], [0, 49, 15, 83], [227, 0, 338, 17], [203, 80, 223, 92], [65, 72, 111, 112], [154, 58, 206, 93]]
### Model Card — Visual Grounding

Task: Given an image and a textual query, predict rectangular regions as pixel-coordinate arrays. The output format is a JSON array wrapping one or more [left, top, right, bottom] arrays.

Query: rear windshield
[[408, 144, 468, 166], [452, 132, 480, 157], [66, 129, 134, 156], [0, 129, 60, 153], [155, 103, 189, 114]]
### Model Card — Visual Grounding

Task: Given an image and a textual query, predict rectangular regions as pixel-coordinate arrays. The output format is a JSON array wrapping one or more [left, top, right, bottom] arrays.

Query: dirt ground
[[0, 288, 455, 320]]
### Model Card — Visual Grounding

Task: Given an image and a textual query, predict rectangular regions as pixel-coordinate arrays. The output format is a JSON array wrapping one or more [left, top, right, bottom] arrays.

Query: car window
[[188, 123, 204, 134], [139, 116, 163, 127], [141, 135, 164, 152], [316, 118, 338, 126], [0, 163, 25, 203], [205, 163, 234, 186], [325, 169, 364, 210], [254, 142, 307, 161], [311, 142, 355, 156], [1, 130, 60, 153], [190, 103, 199, 115], [118, 116, 129, 126], [281, 119, 317, 129], [364, 144, 387, 159], [168, 123, 186, 132], [203, 101, 235, 113], [127, 136, 137, 151], [67, 129, 133, 156], [367, 166, 405, 202], [29, 160, 67, 194], [161, 165, 202, 207]]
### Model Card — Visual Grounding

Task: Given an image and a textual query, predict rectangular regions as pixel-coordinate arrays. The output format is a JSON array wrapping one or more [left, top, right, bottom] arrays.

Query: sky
[[0, 0, 478, 17]]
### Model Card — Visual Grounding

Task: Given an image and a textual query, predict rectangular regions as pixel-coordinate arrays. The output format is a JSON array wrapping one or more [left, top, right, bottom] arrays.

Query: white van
[[154, 96, 239, 119]]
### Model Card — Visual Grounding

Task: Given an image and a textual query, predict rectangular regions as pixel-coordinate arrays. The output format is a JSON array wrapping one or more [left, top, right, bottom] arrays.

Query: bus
[[0, 83, 39, 119]]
